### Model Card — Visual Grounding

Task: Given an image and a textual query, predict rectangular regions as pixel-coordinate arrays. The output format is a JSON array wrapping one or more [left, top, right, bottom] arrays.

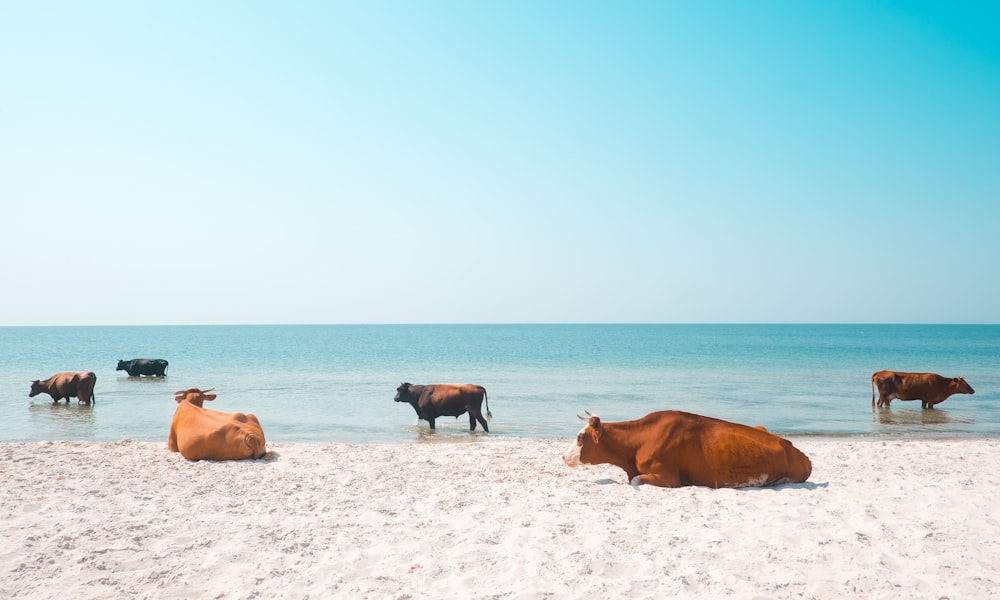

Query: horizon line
[[2, 322, 998, 328]]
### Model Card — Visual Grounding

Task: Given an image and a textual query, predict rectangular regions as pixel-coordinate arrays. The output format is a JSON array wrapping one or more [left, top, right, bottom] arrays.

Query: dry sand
[[1, 437, 998, 599]]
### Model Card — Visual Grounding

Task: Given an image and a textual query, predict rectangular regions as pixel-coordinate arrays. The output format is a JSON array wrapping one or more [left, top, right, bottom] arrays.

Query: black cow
[[117, 358, 169, 377], [394, 382, 492, 431]]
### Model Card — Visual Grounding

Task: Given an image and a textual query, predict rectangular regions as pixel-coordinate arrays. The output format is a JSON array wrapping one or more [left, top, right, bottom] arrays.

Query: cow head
[[174, 387, 217, 408], [562, 412, 602, 467], [28, 380, 42, 397], [955, 377, 975, 395], [394, 383, 413, 403], [116, 360, 128, 371]]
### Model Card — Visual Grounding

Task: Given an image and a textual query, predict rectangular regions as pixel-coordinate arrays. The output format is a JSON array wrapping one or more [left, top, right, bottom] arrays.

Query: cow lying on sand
[[871, 371, 975, 409], [394, 382, 492, 432], [563, 410, 812, 488], [29, 372, 97, 405], [168, 388, 266, 461]]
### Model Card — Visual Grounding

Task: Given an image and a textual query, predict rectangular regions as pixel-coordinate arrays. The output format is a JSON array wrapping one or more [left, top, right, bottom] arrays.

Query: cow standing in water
[[394, 383, 492, 432], [563, 410, 812, 488], [117, 358, 169, 377], [872, 371, 975, 409], [29, 372, 97, 405]]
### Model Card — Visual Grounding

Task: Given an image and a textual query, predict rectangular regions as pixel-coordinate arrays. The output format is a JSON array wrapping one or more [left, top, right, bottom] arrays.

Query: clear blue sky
[[2, 2, 998, 325]]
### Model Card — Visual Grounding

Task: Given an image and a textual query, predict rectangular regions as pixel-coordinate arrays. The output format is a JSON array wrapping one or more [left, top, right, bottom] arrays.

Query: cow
[[167, 387, 267, 461], [562, 410, 812, 489], [29, 372, 97, 405], [871, 370, 975, 409], [117, 358, 169, 377], [394, 382, 492, 432]]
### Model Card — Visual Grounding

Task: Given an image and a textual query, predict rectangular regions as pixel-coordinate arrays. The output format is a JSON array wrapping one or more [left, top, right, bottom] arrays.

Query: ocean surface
[[0, 324, 997, 444]]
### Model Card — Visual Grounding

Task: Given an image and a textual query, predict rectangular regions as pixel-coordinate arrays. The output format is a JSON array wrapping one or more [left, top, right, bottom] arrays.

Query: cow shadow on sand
[[584, 477, 829, 490]]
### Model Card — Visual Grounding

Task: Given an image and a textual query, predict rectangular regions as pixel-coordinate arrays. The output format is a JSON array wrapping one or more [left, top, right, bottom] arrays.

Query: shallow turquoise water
[[1, 324, 997, 442]]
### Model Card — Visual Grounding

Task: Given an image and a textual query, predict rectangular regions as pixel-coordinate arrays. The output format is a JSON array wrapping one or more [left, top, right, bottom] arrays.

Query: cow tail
[[484, 388, 492, 421], [871, 375, 876, 407]]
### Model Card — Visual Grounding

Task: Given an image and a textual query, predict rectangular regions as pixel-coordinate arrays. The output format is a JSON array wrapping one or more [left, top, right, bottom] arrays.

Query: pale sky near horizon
[[2, 2, 998, 326]]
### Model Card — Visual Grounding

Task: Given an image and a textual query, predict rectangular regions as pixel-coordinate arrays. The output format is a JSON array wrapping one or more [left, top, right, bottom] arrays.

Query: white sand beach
[[2, 437, 998, 599]]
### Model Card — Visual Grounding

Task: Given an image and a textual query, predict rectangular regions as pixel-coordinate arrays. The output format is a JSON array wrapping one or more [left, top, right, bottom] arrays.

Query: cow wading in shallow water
[[871, 371, 975, 409], [394, 383, 492, 432], [117, 358, 169, 377], [29, 372, 97, 405]]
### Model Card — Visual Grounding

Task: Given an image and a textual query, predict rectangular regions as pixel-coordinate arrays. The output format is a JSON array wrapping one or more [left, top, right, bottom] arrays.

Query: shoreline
[[2, 438, 999, 598]]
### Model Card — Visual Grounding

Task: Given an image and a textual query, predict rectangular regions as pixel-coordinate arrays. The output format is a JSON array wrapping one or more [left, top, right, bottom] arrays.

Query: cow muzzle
[[562, 440, 582, 467]]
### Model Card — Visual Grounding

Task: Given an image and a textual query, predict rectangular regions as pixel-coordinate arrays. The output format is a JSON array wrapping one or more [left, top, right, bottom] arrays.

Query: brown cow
[[168, 388, 267, 461], [29, 372, 97, 404], [394, 382, 492, 431], [562, 410, 812, 488], [871, 370, 975, 409]]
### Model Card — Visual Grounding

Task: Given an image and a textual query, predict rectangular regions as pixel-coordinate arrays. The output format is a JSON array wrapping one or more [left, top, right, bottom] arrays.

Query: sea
[[0, 324, 997, 444]]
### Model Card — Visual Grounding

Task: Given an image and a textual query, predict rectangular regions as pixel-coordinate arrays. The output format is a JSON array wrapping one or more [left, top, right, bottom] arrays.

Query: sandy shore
[[2, 437, 998, 599]]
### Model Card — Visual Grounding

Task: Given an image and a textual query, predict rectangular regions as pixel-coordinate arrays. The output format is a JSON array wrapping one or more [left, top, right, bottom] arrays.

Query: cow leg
[[475, 413, 489, 433], [631, 472, 682, 488], [427, 418, 436, 430], [469, 413, 477, 431]]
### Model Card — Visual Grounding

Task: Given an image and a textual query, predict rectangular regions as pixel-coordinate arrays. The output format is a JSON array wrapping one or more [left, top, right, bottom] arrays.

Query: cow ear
[[588, 416, 602, 442]]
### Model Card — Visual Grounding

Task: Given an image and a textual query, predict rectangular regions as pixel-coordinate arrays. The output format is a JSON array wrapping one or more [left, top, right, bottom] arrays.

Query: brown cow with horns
[[871, 370, 975, 409], [29, 372, 97, 404], [168, 388, 267, 461], [563, 410, 812, 488]]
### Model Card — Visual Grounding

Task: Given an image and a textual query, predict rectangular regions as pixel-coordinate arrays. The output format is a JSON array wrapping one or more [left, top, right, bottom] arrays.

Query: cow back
[[677, 418, 812, 487], [625, 411, 811, 487], [421, 384, 485, 416], [35, 372, 96, 401], [169, 403, 266, 461]]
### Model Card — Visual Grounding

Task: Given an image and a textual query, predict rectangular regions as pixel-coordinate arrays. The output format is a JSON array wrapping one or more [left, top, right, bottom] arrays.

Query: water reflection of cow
[[117, 358, 169, 377], [874, 408, 960, 428]]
